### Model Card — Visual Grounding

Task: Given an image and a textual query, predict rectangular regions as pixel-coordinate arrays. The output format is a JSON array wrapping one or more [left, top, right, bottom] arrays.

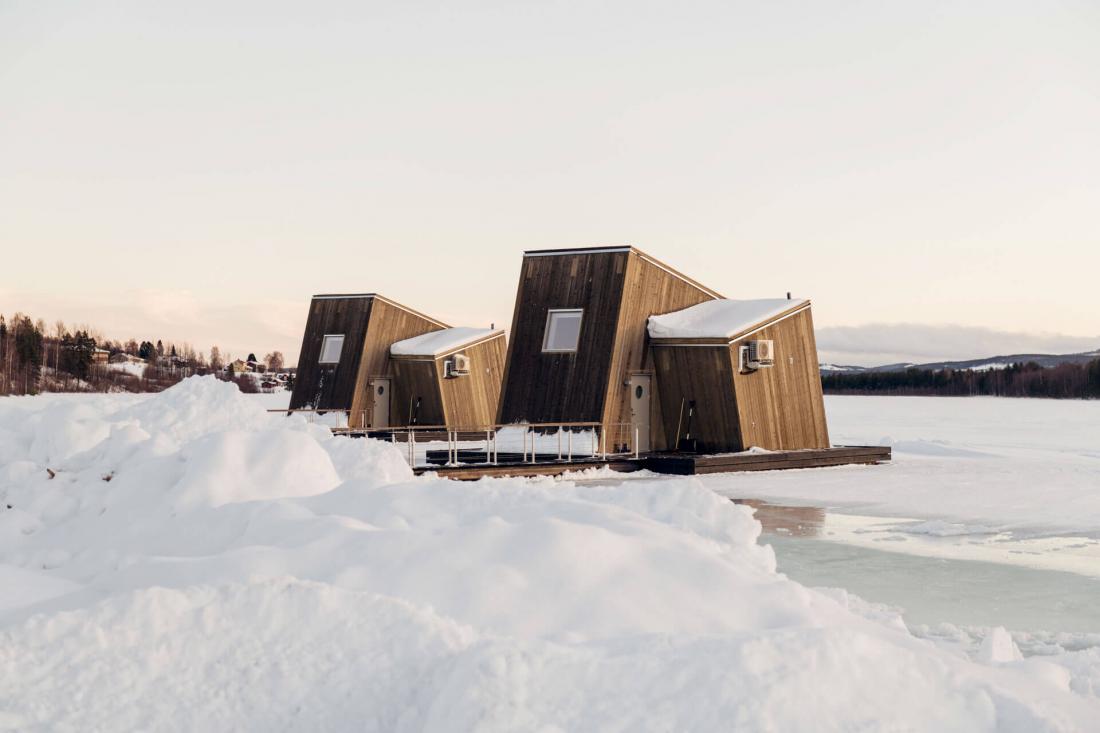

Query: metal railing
[[269, 410, 646, 468]]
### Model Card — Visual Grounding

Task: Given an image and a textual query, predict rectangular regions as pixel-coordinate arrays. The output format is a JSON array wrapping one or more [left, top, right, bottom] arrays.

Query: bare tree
[[264, 351, 285, 371]]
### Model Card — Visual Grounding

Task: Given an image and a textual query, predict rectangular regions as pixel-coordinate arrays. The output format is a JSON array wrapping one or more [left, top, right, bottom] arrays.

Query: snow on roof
[[647, 298, 809, 340], [390, 327, 501, 357]]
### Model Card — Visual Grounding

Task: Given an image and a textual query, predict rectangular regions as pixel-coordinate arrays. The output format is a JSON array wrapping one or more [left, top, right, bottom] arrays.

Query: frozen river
[[659, 395, 1100, 653], [742, 499, 1100, 650]]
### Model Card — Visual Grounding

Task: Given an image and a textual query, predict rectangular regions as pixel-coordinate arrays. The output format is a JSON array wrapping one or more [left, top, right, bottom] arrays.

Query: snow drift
[[0, 377, 1098, 730]]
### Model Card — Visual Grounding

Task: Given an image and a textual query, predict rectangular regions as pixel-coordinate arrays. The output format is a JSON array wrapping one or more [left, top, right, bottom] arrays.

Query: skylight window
[[319, 334, 345, 364], [542, 309, 583, 353]]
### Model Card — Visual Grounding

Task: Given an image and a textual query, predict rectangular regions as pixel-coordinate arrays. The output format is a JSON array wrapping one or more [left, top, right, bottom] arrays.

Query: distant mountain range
[[820, 349, 1100, 374]]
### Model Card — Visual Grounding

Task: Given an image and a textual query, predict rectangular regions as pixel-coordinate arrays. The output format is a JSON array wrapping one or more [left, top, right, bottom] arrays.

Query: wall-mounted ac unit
[[740, 340, 775, 372], [445, 353, 471, 378]]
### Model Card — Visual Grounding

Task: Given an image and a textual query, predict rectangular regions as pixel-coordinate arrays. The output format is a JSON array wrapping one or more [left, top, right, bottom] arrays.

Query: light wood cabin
[[648, 299, 830, 452], [496, 246, 722, 452], [389, 328, 507, 428], [289, 294, 448, 427]]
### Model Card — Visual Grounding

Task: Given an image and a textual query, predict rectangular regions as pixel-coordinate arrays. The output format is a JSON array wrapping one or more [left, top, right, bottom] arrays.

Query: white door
[[372, 378, 391, 428], [629, 374, 651, 453]]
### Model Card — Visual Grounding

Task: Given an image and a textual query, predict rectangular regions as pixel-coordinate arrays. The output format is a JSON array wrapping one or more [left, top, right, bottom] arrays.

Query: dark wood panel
[[390, 359, 446, 426], [651, 344, 742, 452], [289, 296, 374, 411], [496, 251, 629, 425]]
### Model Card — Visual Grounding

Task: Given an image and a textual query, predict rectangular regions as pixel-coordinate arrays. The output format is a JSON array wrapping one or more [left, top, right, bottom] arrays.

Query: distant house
[[110, 353, 145, 365], [226, 359, 250, 375], [92, 348, 110, 364]]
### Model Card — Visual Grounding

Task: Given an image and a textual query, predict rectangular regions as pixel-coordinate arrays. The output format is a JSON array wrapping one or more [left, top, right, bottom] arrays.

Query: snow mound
[[648, 298, 808, 339], [1, 386, 1099, 728], [390, 327, 502, 356]]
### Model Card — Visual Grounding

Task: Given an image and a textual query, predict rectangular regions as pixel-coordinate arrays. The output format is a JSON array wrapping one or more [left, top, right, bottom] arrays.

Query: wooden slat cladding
[[388, 334, 507, 428], [602, 251, 721, 451], [390, 359, 446, 426], [497, 247, 721, 451], [349, 298, 448, 427], [650, 306, 830, 452], [289, 296, 374, 411], [730, 307, 830, 450], [651, 344, 741, 452], [496, 251, 629, 425], [434, 334, 507, 427]]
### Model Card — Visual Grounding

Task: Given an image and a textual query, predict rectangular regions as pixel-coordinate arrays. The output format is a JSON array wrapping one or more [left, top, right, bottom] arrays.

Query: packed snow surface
[[647, 297, 809, 340], [706, 395, 1100, 532], [1, 379, 1099, 730], [390, 327, 501, 356]]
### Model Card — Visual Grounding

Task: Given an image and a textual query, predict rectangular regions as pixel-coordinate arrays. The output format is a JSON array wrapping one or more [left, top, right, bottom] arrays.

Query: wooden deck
[[414, 445, 890, 480], [643, 445, 891, 475], [414, 458, 642, 480]]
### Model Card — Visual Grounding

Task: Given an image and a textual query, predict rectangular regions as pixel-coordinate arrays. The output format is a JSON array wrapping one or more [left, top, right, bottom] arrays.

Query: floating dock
[[414, 445, 891, 480]]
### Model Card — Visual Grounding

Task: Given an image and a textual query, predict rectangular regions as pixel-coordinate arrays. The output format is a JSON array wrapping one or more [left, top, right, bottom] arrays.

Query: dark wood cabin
[[496, 246, 722, 452], [647, 298, 830, 452], [289, 294, 448, 427], [388, 328, 507, 428]]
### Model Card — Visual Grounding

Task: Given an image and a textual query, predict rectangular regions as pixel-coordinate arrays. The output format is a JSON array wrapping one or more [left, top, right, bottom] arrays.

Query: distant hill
[[821, 349, 1100, 374]]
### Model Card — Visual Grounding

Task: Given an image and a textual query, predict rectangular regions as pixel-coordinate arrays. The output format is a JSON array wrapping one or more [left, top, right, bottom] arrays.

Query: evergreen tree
[[59, 330, 96, 381]]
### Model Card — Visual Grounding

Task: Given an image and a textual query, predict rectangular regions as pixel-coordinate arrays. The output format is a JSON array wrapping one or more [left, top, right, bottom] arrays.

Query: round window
[[377, 386, 385, 395], [635, 385, 644, 399]]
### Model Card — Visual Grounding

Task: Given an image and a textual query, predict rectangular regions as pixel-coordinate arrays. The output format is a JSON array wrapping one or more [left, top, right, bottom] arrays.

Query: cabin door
[[372, 378, 391, 428], [629, 374, 652, 453]]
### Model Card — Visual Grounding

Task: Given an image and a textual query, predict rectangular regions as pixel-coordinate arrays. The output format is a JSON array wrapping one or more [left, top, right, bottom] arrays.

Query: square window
[[319, 334, 345, 364], [542, 309, 583, 353]]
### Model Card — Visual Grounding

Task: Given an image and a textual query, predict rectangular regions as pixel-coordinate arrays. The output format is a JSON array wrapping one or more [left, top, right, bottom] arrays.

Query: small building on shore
[[289, 293, 448, 428], [389, 327, 507, 428]]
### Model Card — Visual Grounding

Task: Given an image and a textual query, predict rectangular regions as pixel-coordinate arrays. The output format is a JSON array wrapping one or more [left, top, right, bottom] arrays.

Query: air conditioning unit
[[445, 353, 471, 378], [741, 340, 775, 372]]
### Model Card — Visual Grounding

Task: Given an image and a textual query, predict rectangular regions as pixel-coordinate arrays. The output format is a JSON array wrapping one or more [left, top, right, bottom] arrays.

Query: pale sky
[[2, 1, 1098, 366]]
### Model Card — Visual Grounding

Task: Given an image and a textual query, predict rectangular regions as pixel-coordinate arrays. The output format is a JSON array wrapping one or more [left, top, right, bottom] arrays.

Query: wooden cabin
[[389, 328, 507, 428], [647, 298, 830, 452], [289, 294, 448, 428], [496, 246, 722, 452]]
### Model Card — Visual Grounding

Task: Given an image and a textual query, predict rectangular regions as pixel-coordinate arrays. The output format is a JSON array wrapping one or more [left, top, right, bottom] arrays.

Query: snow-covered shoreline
[[1, 379, 1098, 730]]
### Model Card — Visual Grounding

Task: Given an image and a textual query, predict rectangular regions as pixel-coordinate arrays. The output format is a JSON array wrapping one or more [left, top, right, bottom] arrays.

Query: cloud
[[817, 323, 1100, 367]]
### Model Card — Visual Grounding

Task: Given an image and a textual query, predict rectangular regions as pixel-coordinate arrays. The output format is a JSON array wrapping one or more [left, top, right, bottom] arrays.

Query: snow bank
[[1, 380, 1098, 729], [648, 298, 808, 339], [390, 327, 501, 356]]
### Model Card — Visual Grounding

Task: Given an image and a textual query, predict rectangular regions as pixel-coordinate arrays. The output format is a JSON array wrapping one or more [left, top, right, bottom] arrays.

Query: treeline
[[0, 312, 288, 396], [822, 360, 1100, 399]]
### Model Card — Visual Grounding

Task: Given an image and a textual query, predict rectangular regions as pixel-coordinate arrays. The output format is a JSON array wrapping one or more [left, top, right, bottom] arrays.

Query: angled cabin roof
[[290, 293, 448, 411], [648, 298, 811, 344], [496, 245, 722, 426], [390, 327, 505, 359]]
